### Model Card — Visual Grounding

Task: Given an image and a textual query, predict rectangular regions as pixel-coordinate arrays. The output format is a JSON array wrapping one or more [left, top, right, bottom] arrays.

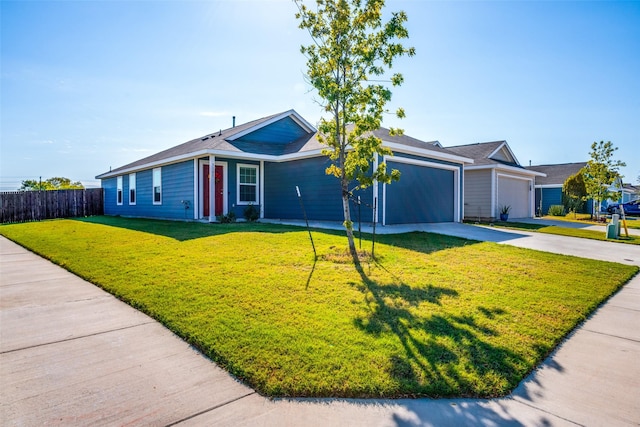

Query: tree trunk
[[342, 179, 357, 260]]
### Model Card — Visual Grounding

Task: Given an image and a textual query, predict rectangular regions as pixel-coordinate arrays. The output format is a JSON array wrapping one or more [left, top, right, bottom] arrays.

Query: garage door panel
[[498, 176, 530, 218], [385, 162, 454, 224]]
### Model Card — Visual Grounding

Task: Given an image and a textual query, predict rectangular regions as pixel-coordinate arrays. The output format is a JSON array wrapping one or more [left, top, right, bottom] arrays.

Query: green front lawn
[[494, 221, 640, 245], [1, 217, 636, 398], [542, 213, 640, 230]]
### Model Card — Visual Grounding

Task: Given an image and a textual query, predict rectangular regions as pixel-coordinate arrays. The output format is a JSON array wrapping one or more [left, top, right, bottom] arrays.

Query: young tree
[[295, 0, 414, 258], [20, 177, 84, 191], [562, 171, 586, 218], [582, 141, 626, 220]]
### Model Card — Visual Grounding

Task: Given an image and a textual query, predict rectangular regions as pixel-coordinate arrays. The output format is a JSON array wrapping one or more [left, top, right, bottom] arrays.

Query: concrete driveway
[[1, 221, 639, 426]]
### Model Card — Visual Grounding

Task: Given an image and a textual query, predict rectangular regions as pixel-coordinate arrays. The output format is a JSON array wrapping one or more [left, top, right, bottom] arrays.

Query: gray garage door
[[498, 176, 530, 218], [385, 161, 455, 224]]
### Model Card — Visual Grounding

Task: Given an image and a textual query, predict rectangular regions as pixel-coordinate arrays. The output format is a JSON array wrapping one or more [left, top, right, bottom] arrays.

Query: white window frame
[[153, 167, 162, 205], [129, 173, 136, 205], [236, 163, 258, 205], [116, 176, 123, 206]]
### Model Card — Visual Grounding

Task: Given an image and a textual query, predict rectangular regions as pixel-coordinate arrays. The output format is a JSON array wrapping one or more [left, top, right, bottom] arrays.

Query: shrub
[[548, 205, 565, 216], [243, 204, 259, 222], [217, 211, 236, 223]]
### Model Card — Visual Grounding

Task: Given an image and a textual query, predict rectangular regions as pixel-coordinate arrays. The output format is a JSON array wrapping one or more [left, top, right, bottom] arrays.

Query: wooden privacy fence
[[0, 188, 104, 224]]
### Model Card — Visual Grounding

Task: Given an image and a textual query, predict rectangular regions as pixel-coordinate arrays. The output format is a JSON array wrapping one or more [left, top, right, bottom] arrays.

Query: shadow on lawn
[[375, 231, 482, 256], [73, 216, 336, 242], [352, 259, 530, 397]]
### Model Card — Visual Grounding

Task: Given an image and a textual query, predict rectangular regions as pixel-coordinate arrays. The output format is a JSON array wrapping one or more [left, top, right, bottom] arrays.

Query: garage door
[[385, 161, 455, 224], [498, 176, 530, 218]]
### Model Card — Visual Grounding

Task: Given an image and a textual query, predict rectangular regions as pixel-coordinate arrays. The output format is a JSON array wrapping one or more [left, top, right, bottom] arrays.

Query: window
[[116, 176, 123, 205], [153, 168, 162, 204], [237, 164, 258, 205], [129, 173, 136, 205]]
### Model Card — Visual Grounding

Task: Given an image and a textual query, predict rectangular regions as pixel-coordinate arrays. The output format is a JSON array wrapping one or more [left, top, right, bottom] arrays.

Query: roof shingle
[[526, 162, 587, 186]]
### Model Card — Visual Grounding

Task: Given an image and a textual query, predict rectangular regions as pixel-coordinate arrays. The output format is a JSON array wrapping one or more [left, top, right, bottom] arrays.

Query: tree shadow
[[72, 216, 323, 241], [351, 258, 531, 397], [375, 231, 481, 256], [305, 259, 317, 290]]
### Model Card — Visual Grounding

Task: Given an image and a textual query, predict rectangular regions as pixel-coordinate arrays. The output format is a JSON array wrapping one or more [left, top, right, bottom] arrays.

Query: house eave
[[382, 141, 474, 165], [96, 148, 327, 179], [535, 184, 563, 188], [465, 163, 546, 177]]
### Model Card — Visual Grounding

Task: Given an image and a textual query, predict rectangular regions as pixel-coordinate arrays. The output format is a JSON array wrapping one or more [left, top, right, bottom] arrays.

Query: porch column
[[259, 160, 265, 219], [209, 155, 215, 222]]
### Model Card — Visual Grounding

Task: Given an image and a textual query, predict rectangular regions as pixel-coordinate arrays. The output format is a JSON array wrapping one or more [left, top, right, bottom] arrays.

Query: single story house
[[445, 141, 544, 221], [525, 162, 593, 215], [96, 110, 473, 225], [599, 182, 640, 212], [620, 183, 639, 203]]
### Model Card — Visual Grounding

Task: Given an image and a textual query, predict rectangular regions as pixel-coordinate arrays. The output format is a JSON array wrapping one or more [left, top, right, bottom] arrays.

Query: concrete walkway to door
[[1, 221, 639, 426]]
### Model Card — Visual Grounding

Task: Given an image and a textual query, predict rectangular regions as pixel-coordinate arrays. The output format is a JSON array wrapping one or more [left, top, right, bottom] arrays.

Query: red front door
[[214, 165, 223, 216], [203, 164, 224, 217]]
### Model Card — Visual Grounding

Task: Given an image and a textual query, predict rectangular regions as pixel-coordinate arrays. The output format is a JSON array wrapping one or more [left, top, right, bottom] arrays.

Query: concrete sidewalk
[[1, 229, 639, 426]]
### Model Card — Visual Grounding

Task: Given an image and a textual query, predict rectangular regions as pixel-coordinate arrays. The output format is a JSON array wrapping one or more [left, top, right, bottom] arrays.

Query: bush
[[548, 205, 565, 216], [217, 211, 236, 223], [243, 204, 259, 222]]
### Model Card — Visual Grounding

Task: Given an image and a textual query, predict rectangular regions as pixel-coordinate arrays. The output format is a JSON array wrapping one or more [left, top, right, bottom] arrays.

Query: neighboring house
[[96, 110, 473, 225], [620, 183, 639, 203], [525, 162, 593, 215], [446, 141, 544, 221], [600, 182, 640, 211]]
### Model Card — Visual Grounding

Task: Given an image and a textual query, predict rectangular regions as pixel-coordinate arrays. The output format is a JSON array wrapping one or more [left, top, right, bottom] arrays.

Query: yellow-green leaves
[[295, 0, 414, 254]]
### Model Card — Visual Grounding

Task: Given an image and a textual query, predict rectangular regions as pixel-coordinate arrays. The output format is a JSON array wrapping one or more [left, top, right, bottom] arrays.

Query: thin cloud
[[199, 111, 229, 117], [119, 147, 154, 153]]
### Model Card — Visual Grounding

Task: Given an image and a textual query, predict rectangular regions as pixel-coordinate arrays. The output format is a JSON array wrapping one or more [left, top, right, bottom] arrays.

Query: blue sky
[[1, 0, 638, 191]]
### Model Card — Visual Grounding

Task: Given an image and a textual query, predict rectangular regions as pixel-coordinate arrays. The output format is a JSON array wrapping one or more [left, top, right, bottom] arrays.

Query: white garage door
[[498, 176, 530, 218]]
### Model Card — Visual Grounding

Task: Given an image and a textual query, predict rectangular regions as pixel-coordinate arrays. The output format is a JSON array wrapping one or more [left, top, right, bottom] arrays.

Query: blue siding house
[[526, 162, 593, 215], [97, 110, 472, 225]]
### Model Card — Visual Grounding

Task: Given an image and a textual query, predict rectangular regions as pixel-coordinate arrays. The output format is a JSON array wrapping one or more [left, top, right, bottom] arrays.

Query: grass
[[542, 213, 640, 229], [1, 216, 637, 398], [493, 221, 640, 245]]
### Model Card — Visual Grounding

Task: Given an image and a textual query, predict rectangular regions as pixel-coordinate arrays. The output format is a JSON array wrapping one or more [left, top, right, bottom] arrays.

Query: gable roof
[[97, 110, 317, 179], [97, 110, 472, 179], [445, 141, 542, 176], [526, 162, 587, 186]]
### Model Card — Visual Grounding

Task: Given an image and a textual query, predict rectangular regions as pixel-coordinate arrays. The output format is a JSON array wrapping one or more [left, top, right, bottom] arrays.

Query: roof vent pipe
[[233, 116, 236, 128]]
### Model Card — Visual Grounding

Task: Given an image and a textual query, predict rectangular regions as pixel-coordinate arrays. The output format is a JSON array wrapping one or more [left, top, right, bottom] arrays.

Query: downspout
[[491, 169, 496, 219], [373, 154, 379, 225]]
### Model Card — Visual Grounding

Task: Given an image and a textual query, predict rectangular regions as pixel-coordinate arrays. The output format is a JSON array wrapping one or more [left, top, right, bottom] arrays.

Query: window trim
[[153, 167, 162, 205], [129, 172, 136, 205], [116, 176, 123, 206], [236, 163, 258, 205]]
